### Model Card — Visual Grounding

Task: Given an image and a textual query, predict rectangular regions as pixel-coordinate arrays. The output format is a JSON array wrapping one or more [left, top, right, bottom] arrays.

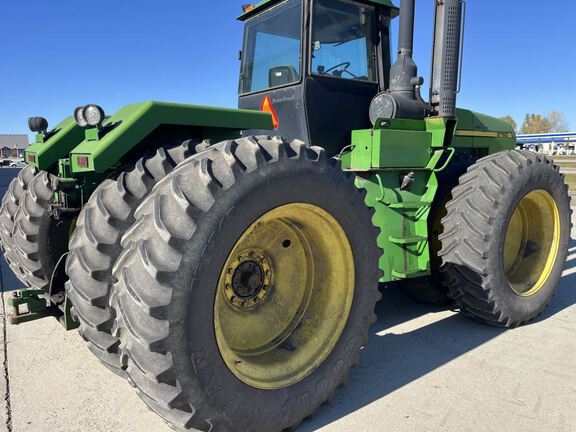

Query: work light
[[83, 105, 105, 128], [74, 106, 87, 127], [28, 117, 48, 134]]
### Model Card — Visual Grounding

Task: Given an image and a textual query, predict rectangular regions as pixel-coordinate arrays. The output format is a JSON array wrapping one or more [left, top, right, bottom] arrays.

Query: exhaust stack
[[389, 0, 418, 97], [369, 0, 431, 123], [430, 0, 465, 118], [369, 0, 465, 124]]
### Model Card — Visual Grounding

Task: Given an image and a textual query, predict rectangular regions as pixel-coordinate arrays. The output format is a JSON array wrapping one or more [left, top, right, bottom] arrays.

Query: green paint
[[24, 117, 85, 171], [341, 118, 432, 171], [84, 128, 100, 142], [354, 168, 440, 282], [425, 117, 453, 148], [238, 0, 398, 21], [70, 101, 274, 173], [453, 109, 516, 153]]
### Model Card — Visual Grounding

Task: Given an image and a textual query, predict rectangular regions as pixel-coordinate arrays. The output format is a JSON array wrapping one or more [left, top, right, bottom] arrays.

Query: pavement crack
[[0, 264, 13, 432]]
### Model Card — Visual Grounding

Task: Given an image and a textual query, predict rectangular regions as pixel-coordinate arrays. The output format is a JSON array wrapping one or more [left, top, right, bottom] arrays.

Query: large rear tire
[[111, 137, 381, 432], [439, 150, 571, 327], [0, 165, 37, 284], [65, 140, 202, 376]]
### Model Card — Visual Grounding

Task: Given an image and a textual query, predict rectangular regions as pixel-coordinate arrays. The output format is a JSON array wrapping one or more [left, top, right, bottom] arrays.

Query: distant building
[[517, 132, 576, 155], [0, 134, 29, 159]]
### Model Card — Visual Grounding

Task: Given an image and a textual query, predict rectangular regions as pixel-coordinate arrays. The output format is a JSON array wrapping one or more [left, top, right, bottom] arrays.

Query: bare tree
[[520, 111, 570, 134]]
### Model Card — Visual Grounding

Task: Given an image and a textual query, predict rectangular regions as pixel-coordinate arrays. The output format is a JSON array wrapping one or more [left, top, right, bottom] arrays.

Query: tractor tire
[[0, 165, 37, 284], [111, 136, 381, 432], [397, 153, 475, 306], [65, 139, 203, 376], [439, 150, 572, 327], [12, 171, 73, 290]]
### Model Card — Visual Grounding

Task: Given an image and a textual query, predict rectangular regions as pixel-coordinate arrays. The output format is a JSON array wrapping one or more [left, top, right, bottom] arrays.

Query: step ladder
[[383, 198, 433, 280]]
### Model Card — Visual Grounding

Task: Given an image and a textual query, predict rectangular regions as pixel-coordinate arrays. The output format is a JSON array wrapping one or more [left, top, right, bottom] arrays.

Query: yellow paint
[[68, 218, 78, 237], [214, 203, 355, 390], [454, 130, 514, 139], [504, 190, 561, 296]]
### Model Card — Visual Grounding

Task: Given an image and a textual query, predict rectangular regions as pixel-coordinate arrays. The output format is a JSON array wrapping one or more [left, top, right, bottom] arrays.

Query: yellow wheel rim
[[214, 203, 355, 390], [503, 190, 561, 296], [68, 218, 78, 237]]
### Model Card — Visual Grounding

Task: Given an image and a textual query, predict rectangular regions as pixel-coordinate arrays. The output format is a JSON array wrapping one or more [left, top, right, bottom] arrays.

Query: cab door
[[304, 0, 382, 156]]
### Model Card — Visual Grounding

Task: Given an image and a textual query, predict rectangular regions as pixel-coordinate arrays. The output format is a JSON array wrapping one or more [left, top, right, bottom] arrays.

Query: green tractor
[[1, 0, 571, 430]]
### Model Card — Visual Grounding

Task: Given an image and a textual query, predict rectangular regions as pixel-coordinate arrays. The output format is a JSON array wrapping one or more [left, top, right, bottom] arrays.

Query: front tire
[[439, 150, 571, 327], [111, 137, 381, 432]]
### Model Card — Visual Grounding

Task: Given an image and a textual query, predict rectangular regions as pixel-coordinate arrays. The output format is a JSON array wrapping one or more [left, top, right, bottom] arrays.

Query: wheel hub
[[504, 189, 561, 296], [224, 252, 271, 309], [232, 260, 264, 299]]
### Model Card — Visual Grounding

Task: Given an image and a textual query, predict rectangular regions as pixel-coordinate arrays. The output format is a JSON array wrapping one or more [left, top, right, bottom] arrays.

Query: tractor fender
[[24, 117, 86, 171], [69, 101, 274, 173]]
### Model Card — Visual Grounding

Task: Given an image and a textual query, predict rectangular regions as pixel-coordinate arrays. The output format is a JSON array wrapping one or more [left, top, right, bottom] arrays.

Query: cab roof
[[238, 0, 399, 21]]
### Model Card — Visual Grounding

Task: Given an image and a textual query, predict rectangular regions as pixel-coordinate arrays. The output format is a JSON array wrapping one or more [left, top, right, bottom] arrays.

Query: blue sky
[[1, 0, 575, 139]]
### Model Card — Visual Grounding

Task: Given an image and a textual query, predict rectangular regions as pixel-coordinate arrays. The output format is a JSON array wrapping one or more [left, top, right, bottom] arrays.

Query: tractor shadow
[[300, 238, 576, 431]]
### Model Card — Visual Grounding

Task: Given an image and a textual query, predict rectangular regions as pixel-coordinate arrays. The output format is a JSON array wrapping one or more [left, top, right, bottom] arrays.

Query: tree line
[[500, 112, 570, 135]]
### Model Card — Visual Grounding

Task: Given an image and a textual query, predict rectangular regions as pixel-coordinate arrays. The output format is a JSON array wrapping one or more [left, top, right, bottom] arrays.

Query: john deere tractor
[[1, 0, 571, 431]]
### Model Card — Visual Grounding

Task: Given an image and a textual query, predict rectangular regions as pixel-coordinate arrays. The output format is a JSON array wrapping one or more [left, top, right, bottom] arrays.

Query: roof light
[[242, 4, 255, 12], [28, 117, 48, 134]]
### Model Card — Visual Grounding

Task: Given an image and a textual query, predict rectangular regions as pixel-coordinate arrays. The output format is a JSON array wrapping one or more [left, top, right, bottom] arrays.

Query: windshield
[[311, 0, 377, 82], [239, 0, 302, 95]]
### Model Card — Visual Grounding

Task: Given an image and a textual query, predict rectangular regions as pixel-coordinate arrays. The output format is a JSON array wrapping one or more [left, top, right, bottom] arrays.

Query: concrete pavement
[[2, 235, 575, 432]]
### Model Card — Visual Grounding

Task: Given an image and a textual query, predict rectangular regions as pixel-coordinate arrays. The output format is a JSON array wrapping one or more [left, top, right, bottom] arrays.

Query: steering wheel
[[322, 62, 358, 78]]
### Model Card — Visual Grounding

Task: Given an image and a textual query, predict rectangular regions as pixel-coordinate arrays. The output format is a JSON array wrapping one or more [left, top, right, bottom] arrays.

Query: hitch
[[7, 252, 79, 330], [7, 289, 79, 330], [7, 290, 50, 324]]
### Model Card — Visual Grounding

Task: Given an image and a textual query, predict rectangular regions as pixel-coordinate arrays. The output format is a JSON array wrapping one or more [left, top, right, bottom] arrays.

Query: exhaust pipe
[[430, 0, 465, 118], [369, 0, 465, 124], [389, 0, 418, 97], [370, 0, 431, 123]]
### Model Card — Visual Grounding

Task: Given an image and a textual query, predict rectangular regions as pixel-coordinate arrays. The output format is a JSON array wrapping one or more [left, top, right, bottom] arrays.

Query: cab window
[[240, 0, 302, 94], [311, 0, 377, 82]]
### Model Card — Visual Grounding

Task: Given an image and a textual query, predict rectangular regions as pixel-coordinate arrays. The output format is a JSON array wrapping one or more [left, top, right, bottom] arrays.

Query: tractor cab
[[238, 0, 398, 156]]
